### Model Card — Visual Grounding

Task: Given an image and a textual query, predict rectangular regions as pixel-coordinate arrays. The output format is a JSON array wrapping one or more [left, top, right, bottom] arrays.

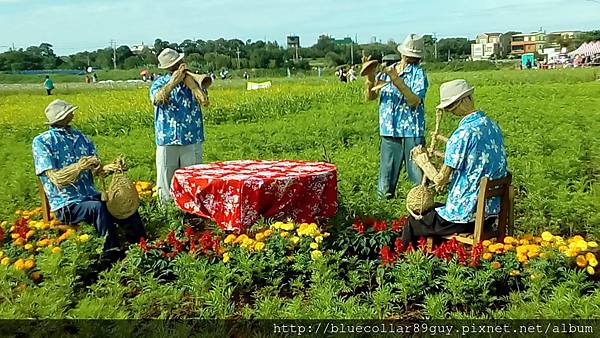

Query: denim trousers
[[55, 196, 146, 252], [377, 136, 424, 199]]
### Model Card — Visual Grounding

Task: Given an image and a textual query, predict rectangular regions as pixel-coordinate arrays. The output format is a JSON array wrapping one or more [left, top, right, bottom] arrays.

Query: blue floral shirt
[[32, 127, 99, 211], [436, 111, 508, 223], [149, 74, 204, 146], [377, 63, 428, 137]]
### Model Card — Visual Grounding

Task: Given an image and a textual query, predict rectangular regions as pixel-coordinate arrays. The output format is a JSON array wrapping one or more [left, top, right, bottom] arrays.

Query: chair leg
[[508, 185, 515, 236]]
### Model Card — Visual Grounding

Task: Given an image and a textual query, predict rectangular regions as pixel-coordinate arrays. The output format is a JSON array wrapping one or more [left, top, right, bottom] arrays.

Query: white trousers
[[156, 142, 203, 201]]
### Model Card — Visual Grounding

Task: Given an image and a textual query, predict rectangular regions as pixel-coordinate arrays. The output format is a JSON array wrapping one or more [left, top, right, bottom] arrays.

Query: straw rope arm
[[183, 72, 209, 107], [433, 165, 453, 192], [387, 72, 421, 107], [44, 156, 100, 189], [364, 74, 378, 101], [153, 64, 187, 105]]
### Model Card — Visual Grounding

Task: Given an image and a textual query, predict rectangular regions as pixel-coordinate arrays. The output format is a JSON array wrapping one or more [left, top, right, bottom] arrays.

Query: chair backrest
[[35, 177, 52, 222], [473, 171, 513, 243]]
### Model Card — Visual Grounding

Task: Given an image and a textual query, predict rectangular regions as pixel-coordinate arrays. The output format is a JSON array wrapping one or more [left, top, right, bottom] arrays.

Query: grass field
[[0, 68, 599, 321]]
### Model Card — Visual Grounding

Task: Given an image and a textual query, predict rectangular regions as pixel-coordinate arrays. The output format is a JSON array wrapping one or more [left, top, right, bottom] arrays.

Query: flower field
[[0, 69, 599, 320]]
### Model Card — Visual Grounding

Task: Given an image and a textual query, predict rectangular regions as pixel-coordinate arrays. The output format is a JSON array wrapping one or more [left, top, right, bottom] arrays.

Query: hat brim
[[436, 88, 475, 110], [360, 60, 379, 76], [397, 45, 423, 58], [45, 105, 78, 125], [158, 53, 185, 69]]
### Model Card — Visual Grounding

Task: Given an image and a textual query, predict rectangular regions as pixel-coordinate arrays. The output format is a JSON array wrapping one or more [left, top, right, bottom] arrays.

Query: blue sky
[[0, 0, 598, 55]]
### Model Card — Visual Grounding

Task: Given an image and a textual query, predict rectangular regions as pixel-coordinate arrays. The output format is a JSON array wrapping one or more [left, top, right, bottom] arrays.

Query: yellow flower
[[575, 241, 588, 251], [264, 229, 273, 237], [11, 233, 20, 239], [13, 259, 24, 270], [314, 235, 323, 243], [51, 247, 61, 254], [254, 242, 265, 251], [241, 238, 254, 248], [570, 235, 585, 243], [234, 234, 248, 244], [527, 251, 539, 258], [482, 253, 493, 260], [587, 266, 595, 275], [585, 252, 596, 261], [222, 252, 230, 263], [589, 258, 598, 267], [224, 234, 237, 244], [539, 252, 548, 259], [25, 230, 35, 239], [558, 245, 568, 253], [280, 231, 289, 238], [0, 251, 3, 258], [24, 244, 34, 251], [503, 244, 514, 251], [1, 257, 10, 266], [517, 254, 528, 263], [490, 261, 502, 269], [255, 233, 265, 242], [280, 222, 295, 231], [509, 269, 520, 276], [271, 221, 284, 229], [290, 236, 300, 245], [14, 238, 26, 246], [588, 241, 598, 248], [77, 234, 90, 242], [482, 240, 492, 247], [310, 250, 323, 260], [503, 236, 515, 244], [576, 255, 588, 268], [322, 232, 330, 238], [310, 242, 319, 250], [541, 231, 553, 242], [23, 259, 35, 270]]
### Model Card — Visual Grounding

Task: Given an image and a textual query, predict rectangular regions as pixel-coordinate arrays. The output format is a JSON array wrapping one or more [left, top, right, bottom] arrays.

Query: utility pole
[[350, 41, 354, 64], [110, 40, 117, 69], [295, 44, 298, 62], [433, 33, 438, 61], [236, 47, 241, 68]]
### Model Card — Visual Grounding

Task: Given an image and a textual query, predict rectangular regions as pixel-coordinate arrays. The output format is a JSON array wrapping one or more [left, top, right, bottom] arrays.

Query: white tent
[[569, 41, 600, 56]]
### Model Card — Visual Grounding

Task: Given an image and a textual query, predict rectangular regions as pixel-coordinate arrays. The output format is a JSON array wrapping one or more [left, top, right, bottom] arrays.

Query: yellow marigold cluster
[[135, 181, 157, 198]]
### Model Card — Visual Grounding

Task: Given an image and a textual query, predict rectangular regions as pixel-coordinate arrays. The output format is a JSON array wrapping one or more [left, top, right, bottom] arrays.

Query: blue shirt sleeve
[[411, 68, 428, 100], [32, 136, 56, 176], [149, 76, 169, 105], [444, 130, 469, 170]]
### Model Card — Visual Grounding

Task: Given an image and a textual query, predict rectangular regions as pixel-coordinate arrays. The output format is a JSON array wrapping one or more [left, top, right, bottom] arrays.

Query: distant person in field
[[92, 73, 98, 83], [337, 67, 347, 82], [243, 71, 249, 80], [401, 79, 508, 248], [150, 48, 205, 202], [32, 99, 146, 260], [347, 66, 357, 82], [364, 33, 429, 199], [43, 75, 54, 95]]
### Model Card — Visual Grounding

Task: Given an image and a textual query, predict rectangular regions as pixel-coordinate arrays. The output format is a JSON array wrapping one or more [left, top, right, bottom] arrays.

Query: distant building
[[471, 32, 514, 60], [131, 42, 149, 55], [334, 37, 353, 45], [548, 30, 581, 40], [287, 36, 300, 49], [511, 32, 546, 56]]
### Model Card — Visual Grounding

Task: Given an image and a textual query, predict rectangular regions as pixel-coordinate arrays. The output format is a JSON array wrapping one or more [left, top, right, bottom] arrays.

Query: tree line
[[1, 31, 599, 72]]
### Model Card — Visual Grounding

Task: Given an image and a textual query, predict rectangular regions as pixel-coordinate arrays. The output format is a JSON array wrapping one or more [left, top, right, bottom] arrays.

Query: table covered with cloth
[[171, 160, 338, 231]]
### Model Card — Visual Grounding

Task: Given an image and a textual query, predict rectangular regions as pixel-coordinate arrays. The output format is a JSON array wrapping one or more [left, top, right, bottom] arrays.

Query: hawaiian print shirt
[[32, 127, 99, 211], [150, 74, 204, 146], [377, 63, 428, 137], [436, 111, 508, 223]]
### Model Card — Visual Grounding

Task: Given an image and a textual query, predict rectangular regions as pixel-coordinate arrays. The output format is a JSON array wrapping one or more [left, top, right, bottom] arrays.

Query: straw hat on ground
[[360, 60, 379, 76], [45, 99, 77, 125], [397, 34, 424, 59], [158, 48, 185, 69], [436, 79, 475, 109]]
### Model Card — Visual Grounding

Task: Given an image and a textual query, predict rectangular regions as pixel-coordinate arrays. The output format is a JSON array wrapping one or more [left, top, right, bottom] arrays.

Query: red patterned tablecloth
[[171, 160, 338, 231]]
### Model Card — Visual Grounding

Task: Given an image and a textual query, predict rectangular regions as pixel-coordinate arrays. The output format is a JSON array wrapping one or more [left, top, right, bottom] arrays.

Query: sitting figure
[[32, 99, 146, 261], [401, 79, 508, 248]]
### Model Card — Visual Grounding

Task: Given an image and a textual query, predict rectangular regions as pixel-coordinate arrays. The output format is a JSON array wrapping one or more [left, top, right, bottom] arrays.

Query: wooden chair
[[36, 177, 52, 222], [431, 171, 515, 247]]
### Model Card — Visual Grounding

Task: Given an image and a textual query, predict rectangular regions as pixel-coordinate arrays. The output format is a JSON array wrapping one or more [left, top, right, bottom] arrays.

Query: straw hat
[[44, 99, 77, 125], [436, 79, 475, 109], [188, 72, 213, 88], [360, 60, 379, 76], [397, 34, 424, 58], [158, 48, 185, 69]]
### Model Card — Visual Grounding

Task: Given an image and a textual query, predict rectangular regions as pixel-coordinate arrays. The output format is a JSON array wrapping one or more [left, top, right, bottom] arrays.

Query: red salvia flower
[[406, 243, 414, 253], [352, 218, 365, 234], [391, 219, 403, 232], [373, 220, 387, 232], [139, 237, 148, 252], [394, 237, 404, 253], [379, 245, 396, 265], [417, 236, 428, 252]]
